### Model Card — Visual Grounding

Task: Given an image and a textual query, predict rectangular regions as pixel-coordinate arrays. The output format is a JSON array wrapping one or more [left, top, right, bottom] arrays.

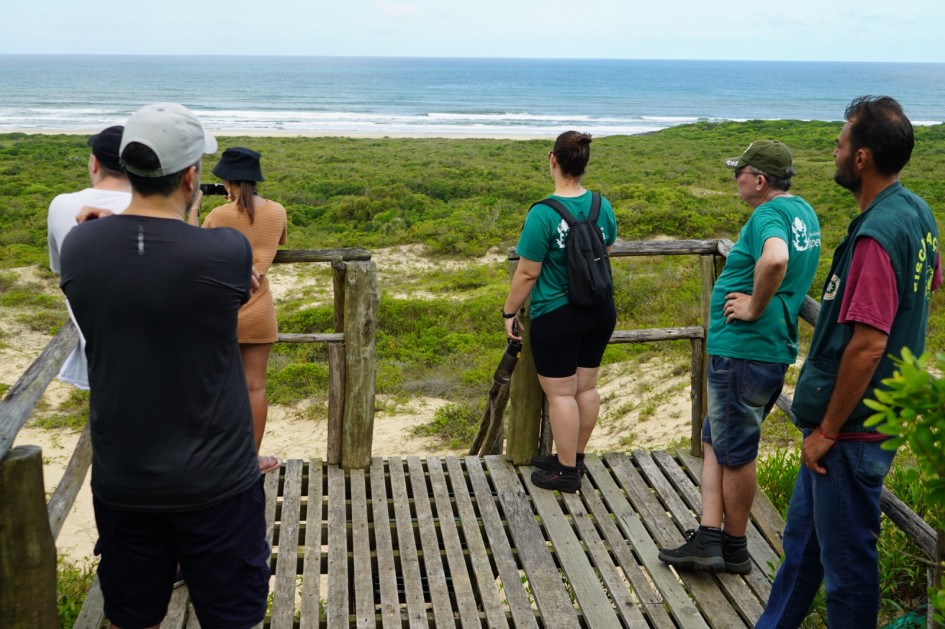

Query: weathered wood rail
[[0, 239, 941, 627]]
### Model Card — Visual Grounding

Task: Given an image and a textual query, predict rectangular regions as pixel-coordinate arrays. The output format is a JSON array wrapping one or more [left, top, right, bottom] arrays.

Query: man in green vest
[[757, 96, 941, 628], [659, 140, 821, 574]]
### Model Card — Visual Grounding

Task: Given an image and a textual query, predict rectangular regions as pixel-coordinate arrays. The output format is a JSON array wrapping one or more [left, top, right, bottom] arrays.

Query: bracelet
[[815, 425, 837, 441], [502, 311, 517, 319]]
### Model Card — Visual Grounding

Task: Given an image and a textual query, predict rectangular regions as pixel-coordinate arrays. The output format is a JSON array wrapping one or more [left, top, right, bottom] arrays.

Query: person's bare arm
[[724, 237, 789, 322], [502, 257, 542, 342], [802, 323, 888, 474]]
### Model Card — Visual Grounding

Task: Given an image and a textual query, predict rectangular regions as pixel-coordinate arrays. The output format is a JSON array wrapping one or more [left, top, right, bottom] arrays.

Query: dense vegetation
[[2, 122, 944, 624]]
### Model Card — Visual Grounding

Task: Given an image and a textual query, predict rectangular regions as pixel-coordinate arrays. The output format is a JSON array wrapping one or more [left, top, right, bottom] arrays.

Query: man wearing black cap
[[47, 125, 131, 389], [60, 103, 268, 629], [659, 140, 821, 575]]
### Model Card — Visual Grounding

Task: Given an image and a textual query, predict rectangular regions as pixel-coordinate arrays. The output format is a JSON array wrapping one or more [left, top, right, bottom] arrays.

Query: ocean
[[1, 55, 943, 137]]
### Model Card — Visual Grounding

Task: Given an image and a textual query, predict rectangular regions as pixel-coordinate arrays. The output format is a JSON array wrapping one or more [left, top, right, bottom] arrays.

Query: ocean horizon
[[1, 55, 943, 137]]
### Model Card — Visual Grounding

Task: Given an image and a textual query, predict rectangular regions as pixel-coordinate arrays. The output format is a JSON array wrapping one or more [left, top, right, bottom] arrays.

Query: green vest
[[791, 183, 940, 432]]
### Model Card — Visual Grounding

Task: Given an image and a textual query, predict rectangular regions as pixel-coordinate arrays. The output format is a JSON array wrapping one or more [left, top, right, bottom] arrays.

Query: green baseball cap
[[724, 140, 794, 179]]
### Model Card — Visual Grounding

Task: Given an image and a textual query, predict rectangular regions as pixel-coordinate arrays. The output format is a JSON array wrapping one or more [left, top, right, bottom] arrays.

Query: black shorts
[[93, 479, 270, 629], [529, 300, 617, 378]]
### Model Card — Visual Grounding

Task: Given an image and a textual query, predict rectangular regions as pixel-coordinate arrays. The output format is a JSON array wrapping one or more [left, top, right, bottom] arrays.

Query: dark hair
[[232, 181, 257, 224], [844, 95, 914, 175], [121, 142, 188, 197], [746, 165, 795, 191], [99, 165, 127, 180], [552, 131, 592, 178]]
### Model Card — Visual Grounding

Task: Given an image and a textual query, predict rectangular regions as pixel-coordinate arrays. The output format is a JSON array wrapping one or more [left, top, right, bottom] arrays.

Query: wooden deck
[[72, 451, 785, 628]]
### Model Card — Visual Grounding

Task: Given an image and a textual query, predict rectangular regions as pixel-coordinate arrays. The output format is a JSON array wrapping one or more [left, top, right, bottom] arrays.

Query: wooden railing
[[504, 237, 941, 627], [505, 239, 728, 464], [0, 248, 377, 626], [1, 239, 940, 626]]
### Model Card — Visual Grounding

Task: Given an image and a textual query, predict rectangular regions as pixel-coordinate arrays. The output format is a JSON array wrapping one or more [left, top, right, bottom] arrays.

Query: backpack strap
[[587, 192, 601, 223], [530, 197, 576, 225], [530, 192, 601, 225]]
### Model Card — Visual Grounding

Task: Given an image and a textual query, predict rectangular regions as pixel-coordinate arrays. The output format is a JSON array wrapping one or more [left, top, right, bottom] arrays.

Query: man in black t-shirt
[[61, 103, 269, 629]]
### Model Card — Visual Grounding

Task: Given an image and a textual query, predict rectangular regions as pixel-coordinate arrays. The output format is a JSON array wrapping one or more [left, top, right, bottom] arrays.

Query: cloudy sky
[[4, 0, 944, 62]]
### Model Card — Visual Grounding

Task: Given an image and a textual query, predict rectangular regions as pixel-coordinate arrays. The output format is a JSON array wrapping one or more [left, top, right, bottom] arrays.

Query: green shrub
[[56, 556, 96, 628], [412, 402, 483, 449]]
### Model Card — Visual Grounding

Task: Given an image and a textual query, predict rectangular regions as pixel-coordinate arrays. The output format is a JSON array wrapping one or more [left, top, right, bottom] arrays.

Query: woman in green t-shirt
[[501, 130, 617, 493]]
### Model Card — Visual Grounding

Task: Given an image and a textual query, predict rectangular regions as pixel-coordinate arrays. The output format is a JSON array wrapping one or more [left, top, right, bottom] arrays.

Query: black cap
[[87, 125, 124, 172]]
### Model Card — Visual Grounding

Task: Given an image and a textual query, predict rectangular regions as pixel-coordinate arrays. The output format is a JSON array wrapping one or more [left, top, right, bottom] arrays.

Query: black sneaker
[[531, 453, 586, 476], [531, 467, 581, 493], [658, 526, 724, 572], [722, 532, 752, 574]]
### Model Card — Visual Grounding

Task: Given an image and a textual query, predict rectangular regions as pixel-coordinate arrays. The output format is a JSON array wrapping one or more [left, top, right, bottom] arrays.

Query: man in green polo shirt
[[659, 140, 821, 574]]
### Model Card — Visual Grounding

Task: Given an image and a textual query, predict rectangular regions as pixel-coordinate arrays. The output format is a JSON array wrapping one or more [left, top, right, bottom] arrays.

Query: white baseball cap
[[119, 103, 218, 177]]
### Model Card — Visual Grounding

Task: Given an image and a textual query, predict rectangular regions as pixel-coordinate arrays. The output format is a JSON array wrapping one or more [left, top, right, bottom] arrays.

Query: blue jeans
[[756, 435, 896, 628], [702, 355, 786, 467]]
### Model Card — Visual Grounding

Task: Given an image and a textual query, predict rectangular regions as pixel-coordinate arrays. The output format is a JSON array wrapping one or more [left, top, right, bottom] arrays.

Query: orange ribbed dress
[[203, 199, 288, 343]]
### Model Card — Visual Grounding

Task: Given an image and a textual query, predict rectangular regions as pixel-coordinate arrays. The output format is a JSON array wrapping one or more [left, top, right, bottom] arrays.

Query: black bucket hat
[[212, 146, 265, 182]]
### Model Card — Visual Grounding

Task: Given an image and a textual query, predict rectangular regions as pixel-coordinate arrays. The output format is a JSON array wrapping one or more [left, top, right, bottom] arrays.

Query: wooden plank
[[406, 456, 454, 627], [271, 459, 303, 629], [522, 471, 621, 628], [632, 450, 763, 625], [584, 456, 708, 629], [326, 464, 349, 627], [184, 607, 201, 629], [483, 455, 579, 628], [300, 459, 324, 629], [263, 468, 281, 546], [350, 468, 375, 627], [426, 457, 482, 628], [558, 490, 649, 628], [71, 575, 106, 629], [326, 343, 345, 465], [48, 421, 92, 540], [277, 332, 344, 343], [606, 452, 745, 628], [509, 239, 723, 260], [445, 457, 510, 629], [159, 585, 190, 629], [370, 458, 402, 628], [388, 456, 427, 628], [610, 326, 704, 344], [273, 247, 372, 264], [578, 460, 677, 629], [0, 321, 77, 460], [464, 457, 538, 629]]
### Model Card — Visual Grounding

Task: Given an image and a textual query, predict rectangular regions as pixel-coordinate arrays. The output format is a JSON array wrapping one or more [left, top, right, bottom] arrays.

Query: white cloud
[[374, 0, 419, 17]]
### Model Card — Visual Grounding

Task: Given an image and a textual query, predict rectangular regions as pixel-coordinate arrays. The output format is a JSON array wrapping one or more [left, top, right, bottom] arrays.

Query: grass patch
[[411, 402, 482, 449], [33, 389, 89, 430], [56, 555, 96, 628]]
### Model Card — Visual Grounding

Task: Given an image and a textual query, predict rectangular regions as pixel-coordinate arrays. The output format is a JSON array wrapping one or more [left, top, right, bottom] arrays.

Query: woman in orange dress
[[202, 147, 287, 474]]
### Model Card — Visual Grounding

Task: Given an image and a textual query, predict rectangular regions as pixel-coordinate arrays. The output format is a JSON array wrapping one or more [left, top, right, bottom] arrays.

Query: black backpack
[[532, 192, 613, 307]]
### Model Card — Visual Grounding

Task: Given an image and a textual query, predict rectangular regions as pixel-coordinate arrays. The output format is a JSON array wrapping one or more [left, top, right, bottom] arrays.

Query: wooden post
[[0, 446, 58, 628], [697, 255, 717, 457], [505, 257, 544, 465], [340, 261, 379, 469], [689, 337, 705, 457], [932, 529, 944, 629], [327, 260, 347, 466]]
